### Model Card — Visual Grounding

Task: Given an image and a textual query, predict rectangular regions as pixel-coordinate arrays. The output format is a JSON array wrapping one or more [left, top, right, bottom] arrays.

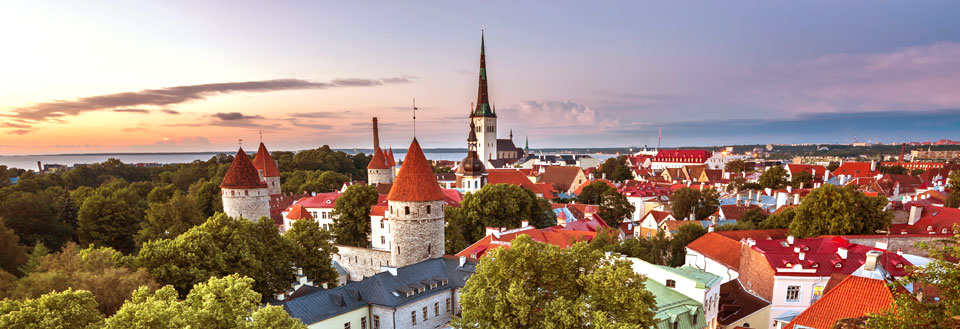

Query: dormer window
[[943, 228, 949, 234], [418, 287, 425, 293], [441, 280, 448, 286], [896, 263, 904, 269], [834, 263, 842, 268], [802, 246, 810, 252], [811, 262, 819, 268], [430, 283, 437, 289], [405, 291, 414, 297], [927, 226, 934, 231]]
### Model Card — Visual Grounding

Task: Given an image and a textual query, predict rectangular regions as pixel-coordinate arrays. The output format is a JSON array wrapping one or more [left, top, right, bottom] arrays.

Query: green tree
[[866, 231, 960, 328], [759, 207, 796, 229], [946, 190, 960, 208], [146, 184, 178, 204], [670, 187, 719, 220], [881, 165, 907, 175], [0, 220, 28, 276], [599, 156, 633, 182], [788, 184, 892, 238], [137, 214, 296, 297], [740, 208, 769, 227], [136, 192, 205, 243], [724, 159, 749, 173], [790, 170, 813, 188], [444, 206, 470, 255], [577, 182, 635, 227], [78, 195, 140, 254], [188, 179, 223, 218], [330, 184, 379, 247], [454, 235, 657, 328], [9, 243, 157, 315], [950, 170, 960, 188], [453, 184, 556, 245], [669, 224, 707, 266], [0, 288, 104, 329], [614, 230, 672, 265], [826, 162, 840, 172], [758, 165, 789, 189], [104, 275, 306, 329], [285, 219, 339, 286], [0, 190, 72, 250]]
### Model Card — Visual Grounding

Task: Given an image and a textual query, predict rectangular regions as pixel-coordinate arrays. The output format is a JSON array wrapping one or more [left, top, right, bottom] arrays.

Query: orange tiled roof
[[386, 147, 396, 167], [455, 226, 596, 258], [686, 230, 788, 271], [832, 162, 879, 178], [387, 139, 445, 202], [285, 204, 312, 220], [252, 142, 281, 177], [367, 147, 389, 169], [221, 148, 268, 189], [487, 169, 540, 191], [573, 179, 617, 195], [540, 166, 584, 191], [784, 276, 895, 329]]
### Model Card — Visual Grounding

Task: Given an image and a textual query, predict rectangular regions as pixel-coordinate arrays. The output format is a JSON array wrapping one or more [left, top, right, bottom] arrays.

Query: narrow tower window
[[405, 207, 410, 215], [426, 205, 431, 214]]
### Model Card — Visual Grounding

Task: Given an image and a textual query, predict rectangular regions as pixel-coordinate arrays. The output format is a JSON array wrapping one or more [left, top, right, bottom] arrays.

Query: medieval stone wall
[[221, 187, 270, 221], [264, 176, 281, 195], [334, 245, 392, 281], [368, 168, 394, 185], [388, 200, 445, 268]]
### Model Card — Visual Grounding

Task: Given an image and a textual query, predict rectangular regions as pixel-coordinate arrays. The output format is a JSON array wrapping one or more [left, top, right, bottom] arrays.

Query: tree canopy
[[787, 184, 891, 238], [445, 184, 556, 252], [758, 165, 789, 189], [598, 156, 633, 182], [285, 219, 339, 286], [0, 288, 104, 329], [670, 187, 719, 220], [455, 235, 657, 328], [577, 181, 635, 227], [330, 184, 379, 247]]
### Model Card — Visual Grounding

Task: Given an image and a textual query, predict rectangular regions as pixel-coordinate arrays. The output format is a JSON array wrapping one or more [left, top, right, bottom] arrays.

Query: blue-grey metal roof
[[278, 257, 477, 325]]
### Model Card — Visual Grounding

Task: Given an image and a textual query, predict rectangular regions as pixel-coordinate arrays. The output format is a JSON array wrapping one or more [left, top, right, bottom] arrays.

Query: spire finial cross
[[258, 130, 262, 143], [238, 138, 243, 148]]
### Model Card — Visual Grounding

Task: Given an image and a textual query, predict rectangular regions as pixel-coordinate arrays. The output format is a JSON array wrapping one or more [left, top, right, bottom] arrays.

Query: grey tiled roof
[[278, 257, 477, 325]]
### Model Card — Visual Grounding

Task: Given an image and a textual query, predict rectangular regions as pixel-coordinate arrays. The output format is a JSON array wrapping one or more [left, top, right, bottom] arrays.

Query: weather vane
[[258, 129, 262, 143], [238, 138, 243, 148], [412, 98, 418, 138]]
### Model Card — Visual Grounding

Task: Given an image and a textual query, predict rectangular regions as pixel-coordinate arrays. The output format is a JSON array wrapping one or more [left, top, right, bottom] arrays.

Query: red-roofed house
[[711, 204, 769, 222], [890, 205, 960, 235], [783, 275, 896, 329], [652, 149, 724, 170], [282, 192, 341, 231], [637, 210, 676, 239], [737, 236, 913, 326], [572, 179, 617, 195], [282, 204, 313, 231], [539, 165, 588, 194], [684, 230, 789, 282], [785, 164, 829, 185], [487, 169, 546, 198], [832, 162, 880, 179], [455, 224, 597, 259]]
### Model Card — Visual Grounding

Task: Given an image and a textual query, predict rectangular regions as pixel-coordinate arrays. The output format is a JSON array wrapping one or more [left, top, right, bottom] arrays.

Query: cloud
[[513, 100, 619, 129], [3, 122, 31, 128], [212, 112, 263, 121], [3, 77, 416, 123], [161, 109, 180, 115], [288, 111, 355, 118], [113, 108, 150, 114], [6, 129, 33, 135], [751, 41, 960, 113], [288, 119, 333, 130]]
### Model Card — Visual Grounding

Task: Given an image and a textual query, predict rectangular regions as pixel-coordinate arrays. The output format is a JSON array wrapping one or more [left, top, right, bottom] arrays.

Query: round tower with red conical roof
[[387, 138, 445, 267], [221, 147, 270, 220], [252, 142, 282, 196], [367, 117, 394, 185]]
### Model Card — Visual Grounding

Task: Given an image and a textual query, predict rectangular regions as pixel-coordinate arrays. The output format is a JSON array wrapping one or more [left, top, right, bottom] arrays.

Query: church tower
[[221, 147, 270, 220], [387, 138, 445, 268], [367, 117, 394, 185], [252, 142, 281, 196], [471, 30, 498, 164], [456, 121, 487, 193]]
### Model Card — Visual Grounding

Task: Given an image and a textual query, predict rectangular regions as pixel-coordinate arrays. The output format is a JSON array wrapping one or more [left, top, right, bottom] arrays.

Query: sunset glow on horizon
[[3, 1, 960, 155]]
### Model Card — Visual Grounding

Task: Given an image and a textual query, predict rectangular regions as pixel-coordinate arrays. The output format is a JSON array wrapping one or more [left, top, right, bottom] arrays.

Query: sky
[[2, 1, 960, 154]]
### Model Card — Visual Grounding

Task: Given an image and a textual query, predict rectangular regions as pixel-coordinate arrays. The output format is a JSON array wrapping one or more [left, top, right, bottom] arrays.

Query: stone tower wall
[[368, 168, 394, 185], [389, 200, 445, 267], [264, 176, 281, 195], [472, 116, 498, 161], [221, 187, 271, 221]]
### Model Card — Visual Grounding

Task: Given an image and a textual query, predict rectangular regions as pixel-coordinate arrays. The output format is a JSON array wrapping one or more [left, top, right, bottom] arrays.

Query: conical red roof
[[387, 139, 444, 202], [253, 142, 281, 177], [367, 146, 389, 170], [285, 204, 312, 220], [221, 148, 268, 189], [386, 148, 396, 167]]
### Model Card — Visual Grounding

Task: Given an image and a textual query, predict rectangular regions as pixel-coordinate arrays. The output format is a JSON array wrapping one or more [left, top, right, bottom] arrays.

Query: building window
[[434, 302, 439, 316], [344, 322, 350, 329], [446, 298, 451, 312], [418, 287, 425, 293], [381, 236, 385, 244], [374, 315, 380, 329], [430, 283, 437, 289], [441, 280, 448, 286], [665, 279, 676, 288], [426, 205, 431, 214], [786, 285, 801, 302], [406, 291, 414, 297], [411, 311, 416, 325], [423, 307, 428, 320], [405, 207, 410, 215], [380, 221, 384, 228], [361, 317, 366, 329]]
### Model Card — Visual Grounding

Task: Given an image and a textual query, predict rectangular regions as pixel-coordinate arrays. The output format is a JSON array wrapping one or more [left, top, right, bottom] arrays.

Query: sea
[[0, 151, 617, 170]]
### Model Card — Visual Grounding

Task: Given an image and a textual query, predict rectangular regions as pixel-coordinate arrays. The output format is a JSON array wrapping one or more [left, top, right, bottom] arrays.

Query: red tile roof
[[573, 179, 617, 195], [716, 204, 768, 220], [832, 162, 879, 178], [784, 276, 895, 329], [455, 226, 596, 258], [750, 236, 913, 277], [252, 142, 281, 177], [285, 204, 312, 220], [652, 149, 711, 164], [534, 183, 557, 197], [221, 148, 268, 189], [386, 147, 396, 167], [786, 164, 827, 178], [387, 139, 445, 202], [644, 210, 673, 224], [487, 169, 540, 192], [889, 205, 960, 235], [558, 214, 609, 232], [687, 230, 788, 271], [370, 205, 387, 217], [540, 166, 585, 192], [367, 146, 389, 169], [441, 189, 463, 207], [292, 192, 341, 209]]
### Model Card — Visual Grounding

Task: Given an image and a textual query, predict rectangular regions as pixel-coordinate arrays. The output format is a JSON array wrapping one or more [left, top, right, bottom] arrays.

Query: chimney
[[37, 161, 42, 173], [521, 220, 529, 228], [787, 235, 795, 245], [793, 193, 801, 205], [870, 160, 877, 172], [735, 194, 742, 206], [896, 248, 903, 256], [371, 117, 380, 149], [776, 192, 788, 209], [689, 213, 695, 221], [799, 252, 806, 260], [837, 247, 848, 260], [708, 225, 715, 232], [864, 250, 882, 271], [459, 256, 467, 268], [748, 190, 754, 200], [756, 192, 762, 203], [787, 185, 793, 193], [764, 187, 772, 196], [485, 227, 500, 237], [909, 206, 922, 226]]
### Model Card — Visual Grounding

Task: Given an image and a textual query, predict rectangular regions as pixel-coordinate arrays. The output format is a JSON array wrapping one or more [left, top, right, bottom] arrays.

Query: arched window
[[405, 207, 410, 215]]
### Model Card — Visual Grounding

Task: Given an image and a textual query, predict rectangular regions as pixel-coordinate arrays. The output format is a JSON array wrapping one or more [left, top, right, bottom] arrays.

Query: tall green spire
[[525, 135, 529, 153], [472, 29, 495, 117]]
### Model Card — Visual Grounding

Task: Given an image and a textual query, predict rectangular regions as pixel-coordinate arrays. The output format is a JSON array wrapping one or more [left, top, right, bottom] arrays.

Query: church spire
[[472, 29, 495, 118]]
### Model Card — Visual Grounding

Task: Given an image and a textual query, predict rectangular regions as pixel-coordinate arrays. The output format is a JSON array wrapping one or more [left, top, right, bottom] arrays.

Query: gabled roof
[[657, 264, 722, 289], [455, 226, 596, 258], [786, 164, 827, 178], [686, 230, 788, 271], [441, 189, 463, 207], [285, 204, 312, 220], [717, 204, 768, 220], [387, 139, 445, 202], [293, 192, 341, 209], [832, 162, 879, 178], [749, 236, 913, 277], [221, 148, 268, 189], [252, 142, 281, 177], [784, 276, 895, 329], [487, 169, 539, 192], [652, 149, 711, 164], [889, 205, 960, 235], [718, 280, 770, 326], [572, 179, 617, 195], [539, 166, 585, 191], [496, 139, 519, 156], [644, 210, 674, 224], [646, 278, 706, 329]]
